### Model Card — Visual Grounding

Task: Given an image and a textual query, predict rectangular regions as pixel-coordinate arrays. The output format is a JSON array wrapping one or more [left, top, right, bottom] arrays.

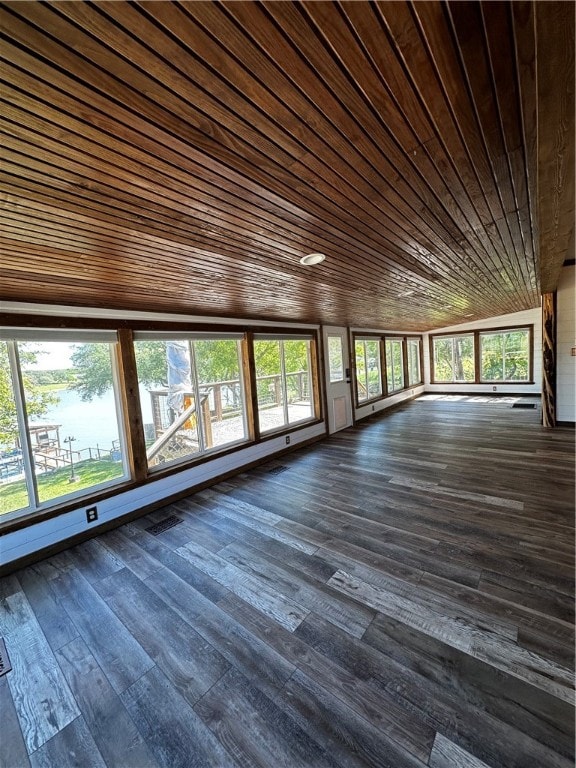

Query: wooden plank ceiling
[[0, 1, 574, 331]]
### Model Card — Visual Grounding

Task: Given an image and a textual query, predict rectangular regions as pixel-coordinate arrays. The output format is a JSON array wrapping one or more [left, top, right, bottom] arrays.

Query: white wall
[[422, 307, 542, 395], [557, 264, 576, 422], [355, 384, 424, 420]]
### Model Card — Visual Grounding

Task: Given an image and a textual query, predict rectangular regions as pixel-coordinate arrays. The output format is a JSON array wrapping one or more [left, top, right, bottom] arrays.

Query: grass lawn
[[0, 458, 124, 515], [36, 383, 70, 393]]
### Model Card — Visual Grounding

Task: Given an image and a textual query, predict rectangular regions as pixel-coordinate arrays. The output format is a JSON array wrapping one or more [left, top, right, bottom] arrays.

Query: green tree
[[71, 339, 244, 401], [433, 336, 474, 382], [134, 341, 169, 386], [254, 339, 309, 375], [71, 341, 167, 401], [71, 343, 114, 400], [253, 339, 310, 405], [194, 340, 241, 383], [480, 331, 528, 381], [0, 343, 58, 449], [71, 338, 310, 402]]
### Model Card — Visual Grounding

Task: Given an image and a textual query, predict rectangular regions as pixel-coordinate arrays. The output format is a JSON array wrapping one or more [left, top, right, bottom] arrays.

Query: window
[[480, 328, 530, 382], [327, 335, 344, 382], [355, 338, 382, 402], [134, 335, 248, 470], [386, 338, 404, 393], [254, 335, 315, 433], [431, 326, 532, 385], [407, 338, 422, 386], [432, 335, 475, 383], [0, 333, 127, 519]]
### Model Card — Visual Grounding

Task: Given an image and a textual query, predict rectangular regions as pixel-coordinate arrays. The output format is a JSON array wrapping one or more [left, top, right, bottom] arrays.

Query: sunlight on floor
[[419, 394, 540, 407]]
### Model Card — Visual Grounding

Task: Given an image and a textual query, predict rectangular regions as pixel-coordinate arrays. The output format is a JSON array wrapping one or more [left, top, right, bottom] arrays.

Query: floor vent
[[512, 403, 536, 409], [145, 515, 183, 535], [0, 638, 11, 677], [268, 465, 289, 475]]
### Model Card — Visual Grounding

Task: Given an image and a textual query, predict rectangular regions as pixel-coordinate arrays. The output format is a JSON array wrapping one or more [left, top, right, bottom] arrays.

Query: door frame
[[322, 326, 354, 434]]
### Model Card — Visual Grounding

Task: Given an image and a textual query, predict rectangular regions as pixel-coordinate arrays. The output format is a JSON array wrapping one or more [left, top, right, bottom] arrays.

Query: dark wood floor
[[1, 397, 574, 768]]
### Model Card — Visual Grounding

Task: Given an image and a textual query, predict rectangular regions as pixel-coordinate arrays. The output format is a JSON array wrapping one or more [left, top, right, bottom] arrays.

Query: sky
[[25, 342, 75, 370]]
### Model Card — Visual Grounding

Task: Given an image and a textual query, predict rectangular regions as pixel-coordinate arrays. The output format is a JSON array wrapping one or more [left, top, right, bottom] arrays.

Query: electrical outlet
[[285, 435, 290, 445], [86, 506, 98, 523], [493, 386, 497, 392]]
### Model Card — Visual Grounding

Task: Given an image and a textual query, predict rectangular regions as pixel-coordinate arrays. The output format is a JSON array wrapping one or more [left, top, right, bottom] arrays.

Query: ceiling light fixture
[[300, 252, 326, 265], [397, 289, 415, 297]]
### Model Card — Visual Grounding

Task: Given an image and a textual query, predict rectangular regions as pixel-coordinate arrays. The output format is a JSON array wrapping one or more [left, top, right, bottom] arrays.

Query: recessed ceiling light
[[300, 252, 326, 265]]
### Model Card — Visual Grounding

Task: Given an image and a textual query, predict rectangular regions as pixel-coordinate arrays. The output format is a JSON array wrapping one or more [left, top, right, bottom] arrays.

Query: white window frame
[[0, 330, 129, 521], [479, 328, 531, 383], [432, 334, 475, 384], [386, 338, 404, 393], [133, 333, 250, 471], [354, 337, 382, 403], [407, 338, 422, 386], [253, 334, 316, 434]]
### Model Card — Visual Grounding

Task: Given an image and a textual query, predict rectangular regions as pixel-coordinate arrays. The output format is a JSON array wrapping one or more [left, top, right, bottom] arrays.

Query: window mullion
[[189, 341, 205, 453], [8, 341, 39, 509], [279, 340, 288, 425]]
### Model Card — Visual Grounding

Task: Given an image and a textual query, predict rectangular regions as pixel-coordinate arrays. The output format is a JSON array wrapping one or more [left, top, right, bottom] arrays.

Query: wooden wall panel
[[541, 292, 557, 428]]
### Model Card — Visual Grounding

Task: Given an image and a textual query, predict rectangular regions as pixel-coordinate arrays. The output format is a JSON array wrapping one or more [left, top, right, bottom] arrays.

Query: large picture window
[[0, 333, 127, 519], [431, 325, 533, 384], [480, 329, 530, 382], [133, 334, 248, 470], [385, 338, 404, 393], [355, 338, 382, 402], [0, 322, 322, 530], [432, 334, 475, 383], [254, 335, 315, 434]]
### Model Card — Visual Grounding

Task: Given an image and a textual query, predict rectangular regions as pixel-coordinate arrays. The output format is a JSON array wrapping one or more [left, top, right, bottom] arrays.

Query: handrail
[[198, 370, 309, 421], [146, 394, 209, 461]]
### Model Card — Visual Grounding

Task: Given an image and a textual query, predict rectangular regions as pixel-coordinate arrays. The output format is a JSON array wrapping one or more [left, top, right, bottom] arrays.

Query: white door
[[322, 326, 353, 434]]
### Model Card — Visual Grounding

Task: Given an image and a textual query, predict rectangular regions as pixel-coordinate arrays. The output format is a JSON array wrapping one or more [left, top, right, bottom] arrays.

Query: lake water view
[[38, 386, 153, 455]]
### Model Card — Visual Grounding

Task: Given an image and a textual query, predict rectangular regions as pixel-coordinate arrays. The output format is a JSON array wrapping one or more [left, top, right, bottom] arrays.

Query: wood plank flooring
[[0, 397, 574, 768]]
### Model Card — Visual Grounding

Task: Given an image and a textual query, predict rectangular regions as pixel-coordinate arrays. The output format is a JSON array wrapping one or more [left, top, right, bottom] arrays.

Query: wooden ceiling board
[[0, 1, 573, 330], [1, 36, 465, 290], [408, 2, 530, 300], [447, 1, 535, 301]]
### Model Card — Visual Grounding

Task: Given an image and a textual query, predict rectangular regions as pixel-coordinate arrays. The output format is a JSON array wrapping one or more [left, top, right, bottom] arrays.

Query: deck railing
[[152, 370, 309, 429]]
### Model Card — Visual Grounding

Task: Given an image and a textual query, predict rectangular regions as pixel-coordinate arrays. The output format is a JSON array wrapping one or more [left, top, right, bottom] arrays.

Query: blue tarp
[[166, 341, 192, 414]]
